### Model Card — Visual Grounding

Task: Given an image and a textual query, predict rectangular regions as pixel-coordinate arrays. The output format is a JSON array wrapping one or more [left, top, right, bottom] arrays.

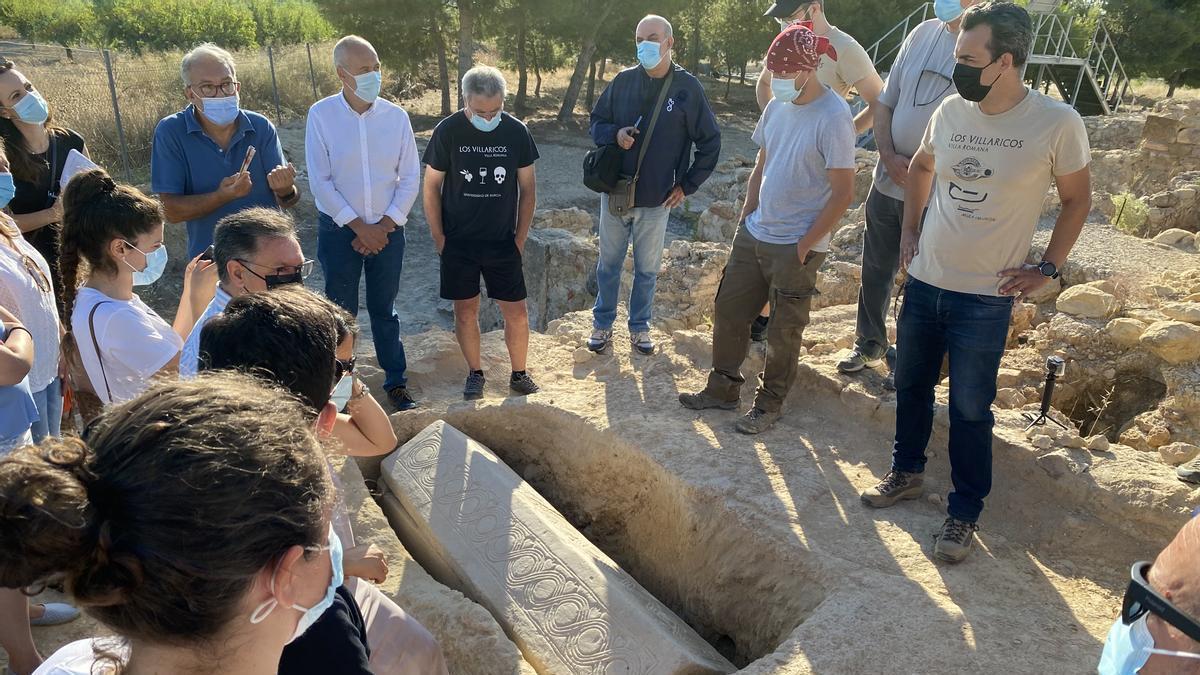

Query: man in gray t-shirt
[[680, 23, 855, 435], [837, 1, 977, 378]]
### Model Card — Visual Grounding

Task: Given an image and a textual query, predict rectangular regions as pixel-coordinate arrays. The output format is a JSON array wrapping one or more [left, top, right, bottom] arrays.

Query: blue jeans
[[891, 278, 1013, 523], [317, 213, 408, 391], [29, 377, 62, 442], [592, 194, 671, 333]]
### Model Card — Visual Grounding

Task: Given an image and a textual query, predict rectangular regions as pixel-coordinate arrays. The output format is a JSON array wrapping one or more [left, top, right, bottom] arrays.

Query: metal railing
[[1084, 20, 1132, 113], [1029, 12, 1081, 63], [865, 2, 932, 73]]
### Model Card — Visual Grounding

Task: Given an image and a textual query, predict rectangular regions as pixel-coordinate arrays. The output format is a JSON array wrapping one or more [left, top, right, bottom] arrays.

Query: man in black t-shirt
[[422, 65, 540, 401]]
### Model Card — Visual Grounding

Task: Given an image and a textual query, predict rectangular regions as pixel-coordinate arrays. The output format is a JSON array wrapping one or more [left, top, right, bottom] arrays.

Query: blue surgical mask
[[934, 0, 965, 22], [13, 90, 49, 125], [330, 374, 353, 411], [636, 40, 665, 70], [771, 74, 811, 102], [352, 71, 382, 103], [1099, 614, 1200, 674], [198, 95, 240, 126], [122, 241, 168, 287], [0, 172, 15, 209], [470, 111, 502, 133], [249, 526, 344, 644]]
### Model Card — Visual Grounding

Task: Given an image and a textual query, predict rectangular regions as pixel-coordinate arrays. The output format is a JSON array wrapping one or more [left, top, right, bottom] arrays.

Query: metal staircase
[[865, 2, 1131, 116]]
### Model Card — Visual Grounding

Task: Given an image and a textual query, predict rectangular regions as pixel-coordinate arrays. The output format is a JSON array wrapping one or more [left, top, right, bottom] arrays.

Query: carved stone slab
[[380, 421, 735, 675]]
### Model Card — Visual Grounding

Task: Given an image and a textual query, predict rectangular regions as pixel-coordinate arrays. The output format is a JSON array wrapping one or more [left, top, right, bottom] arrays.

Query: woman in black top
[[0, 60, 88, 311]]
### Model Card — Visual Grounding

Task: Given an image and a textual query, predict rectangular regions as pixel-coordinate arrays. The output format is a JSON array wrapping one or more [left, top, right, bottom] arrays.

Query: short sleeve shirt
[[70, 287, 182, 405], [8, 128, 86, 216], [909, 91, 1091, 295], [422, 111, 539, 242], [818, 27, 878, 98], [150, 107, 286, 258], [745, 88, 856, 249]]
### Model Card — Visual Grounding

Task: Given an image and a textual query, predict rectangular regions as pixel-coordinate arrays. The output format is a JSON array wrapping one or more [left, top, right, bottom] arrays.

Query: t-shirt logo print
[[493, 166, 507, 184], [951, 157, 994, 182]]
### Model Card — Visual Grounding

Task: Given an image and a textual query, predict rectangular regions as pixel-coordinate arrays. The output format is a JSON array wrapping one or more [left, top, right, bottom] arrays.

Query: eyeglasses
[[1122, 561, 1200, 643], [235, 258, 314, 289], [336, 355, 356, 376], [189, 81, 240, 98], [22, 254, 50, 294]]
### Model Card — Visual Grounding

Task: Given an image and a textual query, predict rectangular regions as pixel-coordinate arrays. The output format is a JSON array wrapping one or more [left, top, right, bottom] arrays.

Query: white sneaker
[[631, 331, 654, 355], [586, 329, 612, 353]]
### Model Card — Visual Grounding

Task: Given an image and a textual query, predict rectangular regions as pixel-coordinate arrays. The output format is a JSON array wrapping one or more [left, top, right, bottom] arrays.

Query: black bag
[[582, 143, 623, 194]]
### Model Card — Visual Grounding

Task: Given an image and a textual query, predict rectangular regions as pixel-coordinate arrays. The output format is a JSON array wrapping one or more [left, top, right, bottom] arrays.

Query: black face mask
[[952, 57, 1002, 103]]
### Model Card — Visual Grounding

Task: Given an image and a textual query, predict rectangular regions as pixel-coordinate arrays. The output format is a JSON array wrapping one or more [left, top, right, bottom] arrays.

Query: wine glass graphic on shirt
[[478, 167, 488, 185]]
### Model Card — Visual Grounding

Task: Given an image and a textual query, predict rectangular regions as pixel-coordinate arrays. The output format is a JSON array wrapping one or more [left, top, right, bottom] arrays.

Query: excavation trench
[[381, 406, 828, 669]]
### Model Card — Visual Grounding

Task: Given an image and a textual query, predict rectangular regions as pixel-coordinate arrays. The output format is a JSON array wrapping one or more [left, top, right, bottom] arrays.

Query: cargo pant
[[703, 227, 825, 413]]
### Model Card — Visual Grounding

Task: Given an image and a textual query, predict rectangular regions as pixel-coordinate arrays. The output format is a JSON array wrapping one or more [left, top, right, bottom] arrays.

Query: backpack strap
[[630, 67, 675, 187], [87, 301, 113, 402]]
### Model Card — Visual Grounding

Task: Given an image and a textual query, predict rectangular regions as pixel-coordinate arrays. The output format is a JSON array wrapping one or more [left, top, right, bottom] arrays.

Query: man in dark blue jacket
[[586, 14, 721, 356]]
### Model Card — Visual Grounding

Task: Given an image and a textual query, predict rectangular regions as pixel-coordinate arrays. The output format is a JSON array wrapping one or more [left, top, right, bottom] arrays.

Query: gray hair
[[332, 35, 376, 70], [213, 207, 298, 284], [461, 66, 507, 101], [638, 15, 673, 38], [962, 1, 1033, 66], [181, 42, 237, 86]]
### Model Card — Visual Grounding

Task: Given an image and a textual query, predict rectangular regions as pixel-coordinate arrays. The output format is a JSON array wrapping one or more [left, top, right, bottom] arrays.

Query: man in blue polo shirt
[[151, 43, 301, 258]]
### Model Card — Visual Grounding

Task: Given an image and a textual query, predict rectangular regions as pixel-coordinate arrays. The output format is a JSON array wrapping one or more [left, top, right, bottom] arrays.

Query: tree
[[247, 0, 334, 46], [708, 0, 775, 98], [0, 0, 97, 56], [1104, 0, 1199, 98]]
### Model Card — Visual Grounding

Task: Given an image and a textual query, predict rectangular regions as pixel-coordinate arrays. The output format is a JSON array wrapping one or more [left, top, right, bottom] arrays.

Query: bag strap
[[631, 68, 675, 185], [87, 301, 113, 402]]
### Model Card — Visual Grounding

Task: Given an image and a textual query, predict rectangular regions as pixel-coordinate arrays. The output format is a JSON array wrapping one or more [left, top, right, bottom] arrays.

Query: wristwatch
[[1037, 260, 1060, 279]]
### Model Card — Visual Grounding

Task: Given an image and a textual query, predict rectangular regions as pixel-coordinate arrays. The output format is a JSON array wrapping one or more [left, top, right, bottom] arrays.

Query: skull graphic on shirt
[[494, 166, 507, 184]]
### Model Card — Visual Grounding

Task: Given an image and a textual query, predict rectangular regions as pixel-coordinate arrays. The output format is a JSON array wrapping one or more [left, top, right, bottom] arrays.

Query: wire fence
[[0, 40, 342, 185]]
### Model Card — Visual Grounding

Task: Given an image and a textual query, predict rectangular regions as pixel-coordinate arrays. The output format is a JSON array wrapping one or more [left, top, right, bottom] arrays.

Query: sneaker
[[463, 371, 486, 401], [679, 391, 740, 410], [860, 470, 924, 508], [587, 328, 612, 353], [510, 372, 540, 396], [631, 331, 654, 355], [883, 345, 897, 391], [386, 386, 418, 411], [1178, 457, 1200, 485], [750, 315, 769, 342], [837, 348, 884, 374], [934, 517, 979, 564], [29, 602, 80, 626], [734, 407, 780, 434]]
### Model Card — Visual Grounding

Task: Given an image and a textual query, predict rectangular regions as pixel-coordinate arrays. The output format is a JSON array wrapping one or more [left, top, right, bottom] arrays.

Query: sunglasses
[[22, 254, 50, 294], [1123, 561, 1200, 643], [236, 258, 314, 289]]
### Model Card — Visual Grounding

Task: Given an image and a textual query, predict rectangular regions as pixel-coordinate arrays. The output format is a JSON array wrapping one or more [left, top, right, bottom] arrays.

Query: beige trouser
[[704, 227, 825, 413], [346, 576, 449, 675]]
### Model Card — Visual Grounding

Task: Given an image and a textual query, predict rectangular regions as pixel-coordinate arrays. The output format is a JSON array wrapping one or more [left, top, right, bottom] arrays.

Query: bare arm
[[899, 147, 936, 269], [171, 253, 217, 341], [331, 381, 399, 458], [739, 147, 768, 222], [423, 166, 446, 253], [756, 66, 772, 111], [796, 168, 855, 257], [870, 99, 911, 188], [851, 72, 885, 135], [1043, 167, 1091, 268], [515, 164, 537, 251], [10, 203, 61, 233], [159, 173, 249, 223], [0, 308, 34, 386]]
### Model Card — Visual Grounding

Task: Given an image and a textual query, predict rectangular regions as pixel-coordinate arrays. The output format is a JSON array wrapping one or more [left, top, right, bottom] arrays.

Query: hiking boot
[[735, 407, 780, 434], [750, 315, 769, 342], [587, 328, 612, 353], [837, 348, 884, 373], [860, 470, 924, 508], [510, 372, 540, 396], [387, 386, 418, 412], [1178, 457, 1200, 485], [883, 370, 896, 391], [631, 331, 654, 355], [679, 390, 739, 411], [463, 371, 486, 401], [934, 517, 979, 564], [883, 345, 897, 391]]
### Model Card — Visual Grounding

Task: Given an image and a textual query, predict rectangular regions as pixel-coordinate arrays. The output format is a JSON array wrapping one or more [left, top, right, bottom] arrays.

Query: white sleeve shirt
[[304, 92, 421, 227]]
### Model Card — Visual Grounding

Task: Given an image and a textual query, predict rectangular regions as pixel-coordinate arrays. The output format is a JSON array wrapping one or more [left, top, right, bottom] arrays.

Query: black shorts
[[439, 239, 527, 302]]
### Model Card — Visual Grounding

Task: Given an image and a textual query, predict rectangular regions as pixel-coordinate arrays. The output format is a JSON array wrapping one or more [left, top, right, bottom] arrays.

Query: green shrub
[[1111, 192, 1150, 236]]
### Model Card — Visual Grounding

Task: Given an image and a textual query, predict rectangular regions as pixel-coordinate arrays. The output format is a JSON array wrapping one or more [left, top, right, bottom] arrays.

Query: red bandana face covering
[[766, 21, 838, 73]]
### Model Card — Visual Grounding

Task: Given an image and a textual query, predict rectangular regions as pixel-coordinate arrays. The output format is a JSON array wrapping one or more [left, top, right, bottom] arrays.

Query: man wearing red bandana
[[680, 23, 855, 435]]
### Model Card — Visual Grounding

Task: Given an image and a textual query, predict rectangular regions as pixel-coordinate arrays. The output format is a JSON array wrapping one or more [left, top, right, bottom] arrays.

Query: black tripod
[[1024, 356, 1068, 431]]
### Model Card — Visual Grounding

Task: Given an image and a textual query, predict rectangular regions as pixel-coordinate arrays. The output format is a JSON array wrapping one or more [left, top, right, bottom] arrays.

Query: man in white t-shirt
[[179, 207, 308, 377], [859, 1, 1092, 564], [680, 23, 855, 435], [838, 0, 980, 379]]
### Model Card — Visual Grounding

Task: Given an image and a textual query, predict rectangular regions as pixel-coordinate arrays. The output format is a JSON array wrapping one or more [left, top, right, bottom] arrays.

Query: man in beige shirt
[[859, 1, 1092, 564]]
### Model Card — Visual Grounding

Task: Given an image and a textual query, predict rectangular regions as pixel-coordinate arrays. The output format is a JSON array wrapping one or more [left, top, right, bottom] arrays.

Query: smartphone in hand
[[199, 245, 214, 261]]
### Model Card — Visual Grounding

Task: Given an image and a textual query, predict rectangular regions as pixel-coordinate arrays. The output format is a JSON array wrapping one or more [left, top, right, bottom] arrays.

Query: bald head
[[333, 35, 378, 71], [1140, 517, 1200, 674], [637, 15, 673, 39]]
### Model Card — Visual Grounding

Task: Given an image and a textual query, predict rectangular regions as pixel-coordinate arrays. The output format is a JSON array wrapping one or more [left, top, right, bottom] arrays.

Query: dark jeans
[[854, 187, 905, 360], [317, 212, 408, 391], [891, 277, 1013, 523]]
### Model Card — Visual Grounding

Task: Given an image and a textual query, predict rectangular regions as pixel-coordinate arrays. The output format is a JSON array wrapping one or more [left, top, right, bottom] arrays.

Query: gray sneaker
[[587, 328, 612, 353], [934, 517, 979, 564], [631, 331, 654, 355], [734, 407, 780, 434], [679, 391, 740, 410], [1178, 457, 1200, 485], [837, 349, 884, 373], [510, 372, 540, 396], [860, 470, 924, 508], [463, 371, 486, 400]]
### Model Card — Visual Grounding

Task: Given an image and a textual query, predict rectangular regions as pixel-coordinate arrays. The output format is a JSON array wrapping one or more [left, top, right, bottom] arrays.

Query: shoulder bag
[[606, 69, 675, 219]]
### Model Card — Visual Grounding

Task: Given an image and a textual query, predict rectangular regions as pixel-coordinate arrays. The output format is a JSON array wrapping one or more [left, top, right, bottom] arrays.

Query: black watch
[[1037, 260, 1060, 279]]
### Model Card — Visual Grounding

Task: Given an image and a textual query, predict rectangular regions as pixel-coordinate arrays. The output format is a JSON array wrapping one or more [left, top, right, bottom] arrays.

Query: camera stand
[[1023, 361, 1068, 431]]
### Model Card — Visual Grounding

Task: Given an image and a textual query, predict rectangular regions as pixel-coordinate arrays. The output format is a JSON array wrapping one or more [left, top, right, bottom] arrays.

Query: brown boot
[[860, 470, 924, 508]]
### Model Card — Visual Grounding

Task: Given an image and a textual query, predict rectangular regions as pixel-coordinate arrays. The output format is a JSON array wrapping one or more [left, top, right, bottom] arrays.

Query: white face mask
[[249, 526, 344, 644], [1099, 614, 1200, 674]]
